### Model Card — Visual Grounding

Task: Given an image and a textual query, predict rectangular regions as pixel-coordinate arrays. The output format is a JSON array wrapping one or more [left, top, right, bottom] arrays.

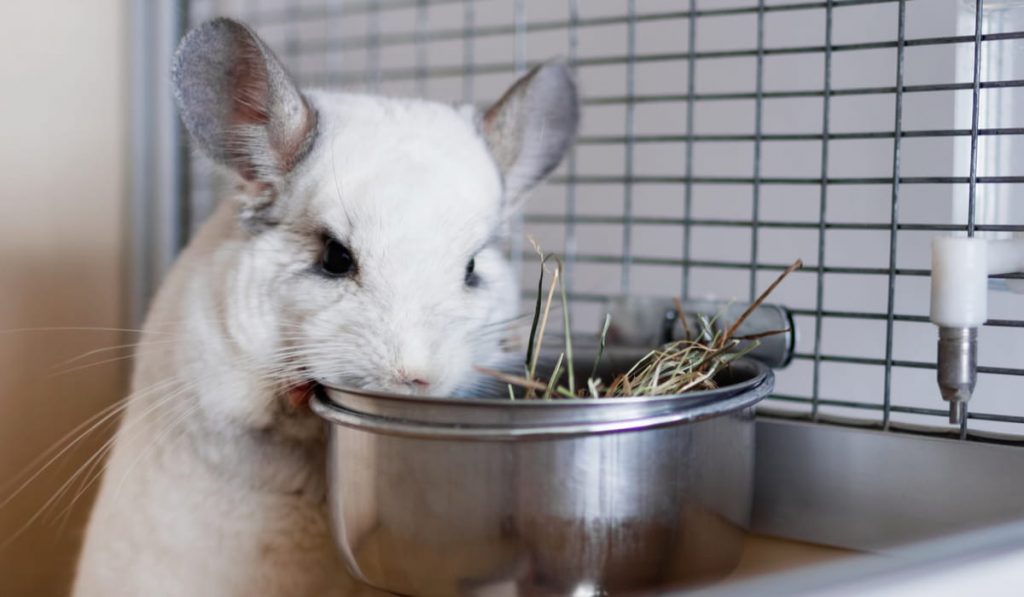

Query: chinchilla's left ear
[[172, 18, 317, 186], [480, 61, 579, 207]]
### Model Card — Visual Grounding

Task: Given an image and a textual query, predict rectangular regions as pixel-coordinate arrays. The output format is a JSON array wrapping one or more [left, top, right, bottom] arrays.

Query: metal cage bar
[[749, 0, 766, 303], [882, 0, 908, 431], [563, 0, 579, 293], [296, 30, 1024, 84], [962, 0, 988, 438], [461, 0, 474, 102], [681, 0, 698, 300], [246, 0, 935, 39], [811, 0, 836, 421], [415, 0, 429, 97], [620, 0, 637, 294], [968, 1, 987, 240]]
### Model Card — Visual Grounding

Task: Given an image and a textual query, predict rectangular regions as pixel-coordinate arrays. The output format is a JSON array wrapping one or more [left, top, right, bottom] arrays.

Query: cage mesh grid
[[184, 0, 1024, 440]]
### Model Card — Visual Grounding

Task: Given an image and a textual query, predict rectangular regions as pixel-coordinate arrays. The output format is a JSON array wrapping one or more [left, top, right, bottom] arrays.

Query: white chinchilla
[[73, 17, 577, 597]]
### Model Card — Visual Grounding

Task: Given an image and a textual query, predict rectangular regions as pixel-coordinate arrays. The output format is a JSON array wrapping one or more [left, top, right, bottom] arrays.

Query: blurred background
[[2, 0, 1023, 595], [1, 2, 127, 595]]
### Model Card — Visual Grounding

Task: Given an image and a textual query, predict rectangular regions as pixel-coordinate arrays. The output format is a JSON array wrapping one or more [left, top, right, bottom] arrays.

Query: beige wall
[[0, 1, 128, 595]]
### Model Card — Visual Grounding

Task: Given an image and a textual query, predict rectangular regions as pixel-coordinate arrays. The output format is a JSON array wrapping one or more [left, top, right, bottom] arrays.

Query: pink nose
[[398, 372, 431, 390]]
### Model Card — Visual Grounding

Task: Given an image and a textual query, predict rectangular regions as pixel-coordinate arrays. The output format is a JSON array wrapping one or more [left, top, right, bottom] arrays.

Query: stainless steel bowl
[[312, 357, 773, 596]]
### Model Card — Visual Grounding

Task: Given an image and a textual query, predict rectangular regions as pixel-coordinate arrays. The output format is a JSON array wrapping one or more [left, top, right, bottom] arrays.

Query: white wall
[[0, 1, 127, 595]]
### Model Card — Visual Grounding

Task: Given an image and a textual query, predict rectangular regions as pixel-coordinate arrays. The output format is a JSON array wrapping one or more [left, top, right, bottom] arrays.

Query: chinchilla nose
[[401, 373, 431, 389], [395, 369, 432, 392], [392, 345, 434, 391], [388, 324, 435, 391]]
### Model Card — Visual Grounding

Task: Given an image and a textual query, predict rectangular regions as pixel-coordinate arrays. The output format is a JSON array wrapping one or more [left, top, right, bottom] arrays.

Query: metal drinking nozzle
[[931, 238, 988, 427], [931, 236, 1024, 426], [937, 326, 976, 425]]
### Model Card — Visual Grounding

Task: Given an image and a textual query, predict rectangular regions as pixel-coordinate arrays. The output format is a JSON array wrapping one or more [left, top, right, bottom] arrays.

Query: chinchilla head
[[170, 18, 577, 417]]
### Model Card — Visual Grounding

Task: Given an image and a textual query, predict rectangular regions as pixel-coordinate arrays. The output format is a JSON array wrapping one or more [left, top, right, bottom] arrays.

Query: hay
[[480, 241, 802, 399]]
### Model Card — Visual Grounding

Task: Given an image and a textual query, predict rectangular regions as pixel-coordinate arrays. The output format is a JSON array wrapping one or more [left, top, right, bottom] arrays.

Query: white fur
[[73, 92, 522, 597]]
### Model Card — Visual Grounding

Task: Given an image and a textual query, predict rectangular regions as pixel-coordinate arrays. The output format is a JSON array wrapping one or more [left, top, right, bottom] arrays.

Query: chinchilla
[[73, 17, 576, 597]]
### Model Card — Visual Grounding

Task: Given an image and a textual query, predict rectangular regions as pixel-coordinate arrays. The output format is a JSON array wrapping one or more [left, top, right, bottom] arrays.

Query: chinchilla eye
[[465, 257, 479, 288], [320, 238, 355, 277]]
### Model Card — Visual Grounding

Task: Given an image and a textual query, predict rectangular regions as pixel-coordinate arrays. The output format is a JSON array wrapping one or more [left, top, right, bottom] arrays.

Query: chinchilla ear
[[172, 18, 317, 184], [481, 60, 579, 206]]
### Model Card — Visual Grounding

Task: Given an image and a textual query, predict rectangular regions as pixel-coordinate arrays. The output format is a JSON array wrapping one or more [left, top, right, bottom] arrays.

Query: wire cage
[[174, 0, 1024, 441]]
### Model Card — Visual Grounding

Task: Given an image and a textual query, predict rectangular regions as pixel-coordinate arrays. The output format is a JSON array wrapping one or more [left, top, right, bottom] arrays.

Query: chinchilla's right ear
[[480, 60, 579, 209], [172, 18, 317, 187]]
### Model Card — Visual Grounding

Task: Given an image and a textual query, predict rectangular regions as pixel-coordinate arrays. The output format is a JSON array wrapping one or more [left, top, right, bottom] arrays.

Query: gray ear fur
[[172, 18, 317, 183], [482, 61, 579, 204]]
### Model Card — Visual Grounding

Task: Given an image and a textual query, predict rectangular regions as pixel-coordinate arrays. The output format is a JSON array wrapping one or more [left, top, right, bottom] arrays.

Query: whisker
[[0, 376, 185, 509], [49, 352, 146, 379], [41, 382, 194, 531], [2, 376, 199, 549], [50, 338, 181, 370], [0, 326, 156, 336], [111, 401, 200, 505]]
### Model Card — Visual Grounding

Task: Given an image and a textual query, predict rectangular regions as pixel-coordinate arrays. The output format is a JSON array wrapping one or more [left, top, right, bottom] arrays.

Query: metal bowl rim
[[310, 372, 770, 439], [319, 357, 770, 409], [311, 359, 773, 440]]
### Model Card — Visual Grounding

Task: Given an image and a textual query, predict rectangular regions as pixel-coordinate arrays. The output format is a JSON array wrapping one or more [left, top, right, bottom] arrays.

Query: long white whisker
[[0, 326, 156, 336], [50, 338, 181, 370], [111, 402, 200, 505], [0, 376, 185, 509], [39, 382, 192, 532], [2, 376, 199, 549], [49, 352, 148, 378], [60, 379, 202, 523]]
